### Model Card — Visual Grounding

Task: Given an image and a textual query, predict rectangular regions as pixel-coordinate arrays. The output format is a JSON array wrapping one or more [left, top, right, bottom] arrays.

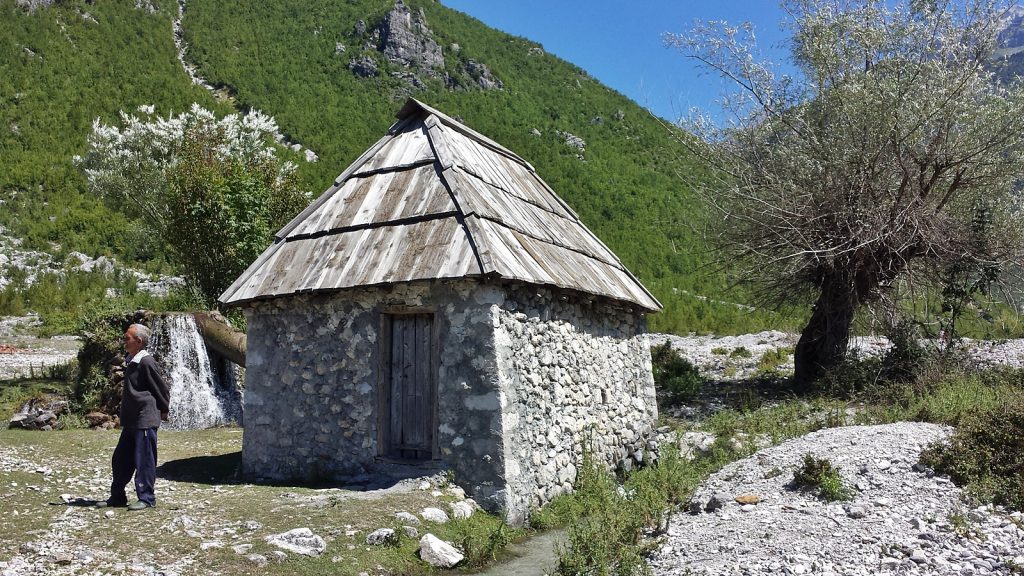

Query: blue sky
[[442, 0, 790, 122]]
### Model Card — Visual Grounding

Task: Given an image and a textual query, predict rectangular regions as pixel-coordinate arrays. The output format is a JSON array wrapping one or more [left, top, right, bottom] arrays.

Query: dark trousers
[[110, 427, 158, 506]]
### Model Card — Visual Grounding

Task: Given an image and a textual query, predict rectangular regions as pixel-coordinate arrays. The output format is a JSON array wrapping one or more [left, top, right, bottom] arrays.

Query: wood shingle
[[220, 99, 661, 311]]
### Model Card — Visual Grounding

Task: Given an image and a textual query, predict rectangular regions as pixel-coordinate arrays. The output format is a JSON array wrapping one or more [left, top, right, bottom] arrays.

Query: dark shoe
[[127, 501, 153, 511], [94, 500, 127, 509]]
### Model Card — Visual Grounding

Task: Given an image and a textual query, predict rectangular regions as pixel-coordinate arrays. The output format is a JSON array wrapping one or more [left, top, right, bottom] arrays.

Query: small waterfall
[[149, 314, 242, 430]]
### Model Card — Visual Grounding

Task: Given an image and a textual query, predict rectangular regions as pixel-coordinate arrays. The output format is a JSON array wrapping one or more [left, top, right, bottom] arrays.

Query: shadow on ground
[[157, 451, 443, 492], [159, 451, 242, 484]]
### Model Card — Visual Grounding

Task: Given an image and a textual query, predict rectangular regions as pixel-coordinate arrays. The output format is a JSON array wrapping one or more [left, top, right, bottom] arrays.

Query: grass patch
[[729, 347, 753, 359], [858, 367, 1022, 426], [0, 426, 521, 575], [757, 347, 793, 373]]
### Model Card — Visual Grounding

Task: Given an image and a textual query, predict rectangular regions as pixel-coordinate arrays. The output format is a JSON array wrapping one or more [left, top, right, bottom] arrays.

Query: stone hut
[[219, 99, 661, 524]]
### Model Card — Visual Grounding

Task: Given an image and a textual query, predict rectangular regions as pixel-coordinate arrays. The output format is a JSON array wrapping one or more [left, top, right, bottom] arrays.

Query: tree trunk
[[793, 277, 857, 389], [193, 311, 246, 366]]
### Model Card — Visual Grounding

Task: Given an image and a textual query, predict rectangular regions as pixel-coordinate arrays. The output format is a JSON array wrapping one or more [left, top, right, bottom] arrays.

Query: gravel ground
[[4, 322, 1024, 575], [651, 331, 1024, 381], [649, 423, 1024, 575]]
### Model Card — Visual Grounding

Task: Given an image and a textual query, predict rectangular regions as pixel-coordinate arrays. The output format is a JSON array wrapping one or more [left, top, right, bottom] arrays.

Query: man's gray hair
[[130, 323, 152, 347]]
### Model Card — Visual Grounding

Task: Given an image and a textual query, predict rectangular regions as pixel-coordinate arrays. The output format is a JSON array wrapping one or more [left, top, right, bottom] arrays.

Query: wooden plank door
[[380, 313, 436, 460]]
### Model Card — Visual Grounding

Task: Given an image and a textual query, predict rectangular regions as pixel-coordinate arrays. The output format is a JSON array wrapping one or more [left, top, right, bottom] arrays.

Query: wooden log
[[192, 312, 246, 366]]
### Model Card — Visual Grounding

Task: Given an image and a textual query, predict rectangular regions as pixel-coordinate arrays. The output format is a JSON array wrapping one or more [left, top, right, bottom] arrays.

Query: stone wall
[[240, 281, 506, 493], [240, 279, 657, 525], [493, 285, 657, 525], [241, 289, 379, 483]]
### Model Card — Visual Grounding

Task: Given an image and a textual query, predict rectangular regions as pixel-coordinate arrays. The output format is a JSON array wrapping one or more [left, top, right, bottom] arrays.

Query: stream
[[471, 528, 566, 576]]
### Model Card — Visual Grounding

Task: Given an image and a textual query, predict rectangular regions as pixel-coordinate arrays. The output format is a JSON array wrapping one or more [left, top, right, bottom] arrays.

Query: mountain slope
[[0, 0, 227, 260], [0, 0, 796, 334]]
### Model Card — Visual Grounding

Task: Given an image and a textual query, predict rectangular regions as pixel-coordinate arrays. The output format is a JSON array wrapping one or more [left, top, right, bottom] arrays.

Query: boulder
[[85, 412, 111, 428], [705, 492, 732, 512], [465, 59, 503, 90], [418, 533, 463, 568], [395, 511, 420, 525], [450, 501, 474, 520], [349, 56, 379, 78], [9, 395, 67, 430], [421, 507, 449, 524], [377, 0, 444, 72]]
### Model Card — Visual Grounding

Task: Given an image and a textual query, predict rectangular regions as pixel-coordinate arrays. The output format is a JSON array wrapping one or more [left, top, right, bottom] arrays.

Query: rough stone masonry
[[240, 278, 657, 525]]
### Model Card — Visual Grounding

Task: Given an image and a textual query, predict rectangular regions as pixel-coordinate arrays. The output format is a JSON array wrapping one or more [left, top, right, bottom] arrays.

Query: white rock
[[421, 507, 450, 524], [365, 528, 397, 546], [264, 528, 326, 556], [418, 533, 464, 568], [396, 511, 420, 525], [450, 501, 474, 519]]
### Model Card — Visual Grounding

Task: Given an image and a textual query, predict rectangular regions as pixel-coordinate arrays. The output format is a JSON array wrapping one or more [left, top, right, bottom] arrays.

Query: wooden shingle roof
[[219, 99, 661, 311]]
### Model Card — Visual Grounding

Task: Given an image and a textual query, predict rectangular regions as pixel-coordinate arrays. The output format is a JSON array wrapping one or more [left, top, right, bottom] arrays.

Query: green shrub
[[71, 309, 140, 414], [879, 319, 930, 383], [711, 347, 728, 355], [757, 347, 793, 373], [819, 351, 882, 396], [56, 412, 89, 430], [920, 391, 1024, 511], [729, 347, 753, 359], [791, 454, 851, 502], [42, 359, 78, 383], [551, 451, 652, 576], [650, 342, 704, 403]]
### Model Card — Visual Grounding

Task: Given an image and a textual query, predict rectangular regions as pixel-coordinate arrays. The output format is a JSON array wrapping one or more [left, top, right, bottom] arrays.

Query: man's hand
[[160, 411, 169, 422]]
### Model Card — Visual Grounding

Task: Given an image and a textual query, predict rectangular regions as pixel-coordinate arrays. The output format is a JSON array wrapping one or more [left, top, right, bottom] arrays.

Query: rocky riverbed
[[648, 423, 1024, 576], [0, 316, 79, 381], [651, 331, 1024, 381]]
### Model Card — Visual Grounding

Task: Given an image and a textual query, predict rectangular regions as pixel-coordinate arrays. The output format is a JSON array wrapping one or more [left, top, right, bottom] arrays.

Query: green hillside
[[1, 0, 221, 260], [0, 0, 801, 334]]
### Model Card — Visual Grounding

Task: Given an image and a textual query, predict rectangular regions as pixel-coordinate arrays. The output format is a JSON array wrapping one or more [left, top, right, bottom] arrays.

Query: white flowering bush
[[76, 104, 308, 304]]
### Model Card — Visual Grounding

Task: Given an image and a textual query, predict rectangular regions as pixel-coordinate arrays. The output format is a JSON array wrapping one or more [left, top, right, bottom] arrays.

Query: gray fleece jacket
[[120, 353, 170, 429]]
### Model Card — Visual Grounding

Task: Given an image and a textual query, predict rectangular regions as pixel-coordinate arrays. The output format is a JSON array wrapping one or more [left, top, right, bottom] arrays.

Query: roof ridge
[[400, 98, 535, 172], [423, 113, 488, 276]]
